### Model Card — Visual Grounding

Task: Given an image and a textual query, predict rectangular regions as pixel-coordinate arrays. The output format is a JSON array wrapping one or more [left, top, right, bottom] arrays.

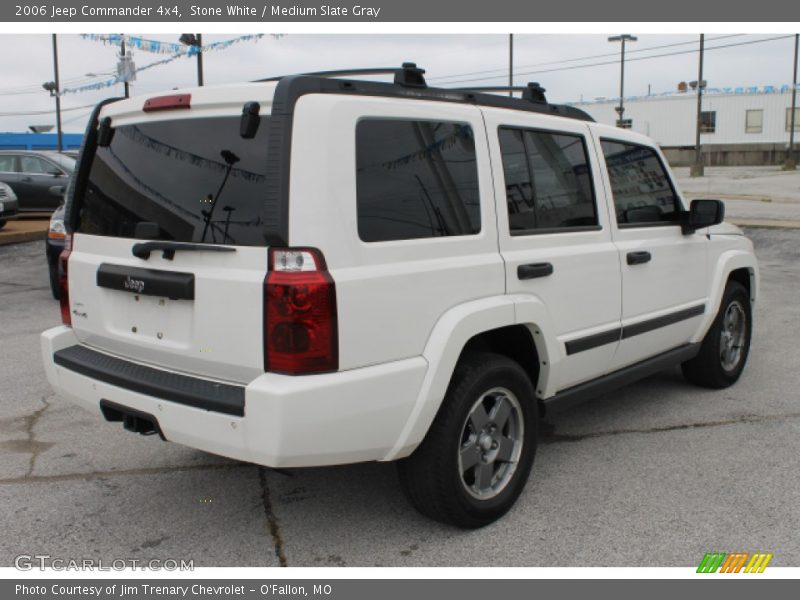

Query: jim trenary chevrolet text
[[41, 64, 758, 528]]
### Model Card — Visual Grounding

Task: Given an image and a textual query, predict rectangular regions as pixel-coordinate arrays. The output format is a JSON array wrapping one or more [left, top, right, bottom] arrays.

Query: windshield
[[76, 116, 272, 246]]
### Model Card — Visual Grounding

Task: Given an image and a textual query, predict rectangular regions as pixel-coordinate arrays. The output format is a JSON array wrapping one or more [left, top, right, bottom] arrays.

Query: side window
[[0, 155, 17, 172], [600, 140, 681, 226], [355, 119, 481, 243], [19, 155, 57, 174], [498, 127, 597, 234]]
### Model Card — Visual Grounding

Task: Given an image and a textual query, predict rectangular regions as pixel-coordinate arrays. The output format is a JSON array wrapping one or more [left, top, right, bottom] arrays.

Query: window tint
[[600, 140, 681, 226], [498, 127, 597, 233], [0, 155, 15, 172], [77, 117, 272, 246], [356, 119, 481, 242], [19, 155, 56, 174]]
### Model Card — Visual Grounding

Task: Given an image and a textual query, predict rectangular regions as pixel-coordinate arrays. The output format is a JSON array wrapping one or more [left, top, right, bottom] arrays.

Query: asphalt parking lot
[[1, 228, 799, 568]]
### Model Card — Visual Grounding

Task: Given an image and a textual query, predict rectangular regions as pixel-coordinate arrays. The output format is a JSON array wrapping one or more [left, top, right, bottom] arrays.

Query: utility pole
[[196, 33, 204, 87], [51, 34, 63, 153], [509, 34, 513, 97], [120, 35, 130, 98], [691, 34, 706, 178], [608, 34, 637, 128], [785, 33, 798, 171]]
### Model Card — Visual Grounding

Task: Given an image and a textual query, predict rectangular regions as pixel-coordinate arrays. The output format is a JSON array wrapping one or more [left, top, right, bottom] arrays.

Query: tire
[[49, 260, 60, 300], [397, 352, 538, 528], [682, 280, 751, 388], [0, 219, 6, 230]]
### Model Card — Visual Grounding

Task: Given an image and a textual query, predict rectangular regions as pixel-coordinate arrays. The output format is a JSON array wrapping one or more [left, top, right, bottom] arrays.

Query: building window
[[498, 127, 598, 234], [700, 111, 716, 133], [745, 109, 763, 134], [355, 119, 481, 243], [787, 107, 800, 132]]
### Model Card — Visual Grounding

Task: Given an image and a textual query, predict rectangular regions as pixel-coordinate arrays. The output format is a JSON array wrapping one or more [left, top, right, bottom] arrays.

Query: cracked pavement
[[1, 229, 799, 567]]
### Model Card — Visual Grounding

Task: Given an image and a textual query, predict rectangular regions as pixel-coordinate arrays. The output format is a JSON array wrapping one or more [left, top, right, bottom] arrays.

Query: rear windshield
[[76, 116, 271, 246]]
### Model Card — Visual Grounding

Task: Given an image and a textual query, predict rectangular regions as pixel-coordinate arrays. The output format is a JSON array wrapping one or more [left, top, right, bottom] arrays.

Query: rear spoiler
[[63, 97, 123, 233]]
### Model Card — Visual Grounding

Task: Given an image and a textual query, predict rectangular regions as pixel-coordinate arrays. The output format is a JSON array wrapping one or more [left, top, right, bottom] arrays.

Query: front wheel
[[682, 280, 752, 388], [397, 352, 538, 528]]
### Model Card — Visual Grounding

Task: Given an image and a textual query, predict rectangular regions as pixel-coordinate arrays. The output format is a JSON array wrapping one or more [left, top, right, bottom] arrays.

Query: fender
[[381, 294, 557, 461], [510, 294, 562, 399], [691, 249, 758, 344]]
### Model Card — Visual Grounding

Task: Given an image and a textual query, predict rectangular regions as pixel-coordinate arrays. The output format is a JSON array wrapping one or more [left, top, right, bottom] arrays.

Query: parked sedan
[[46, 203, 66, 299], [0, 181, 19, 229], [0, 150, 75, 212]]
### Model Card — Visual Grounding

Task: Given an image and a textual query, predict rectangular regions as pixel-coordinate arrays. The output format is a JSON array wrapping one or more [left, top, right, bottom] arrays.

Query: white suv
[[41, 64, 758, 528]]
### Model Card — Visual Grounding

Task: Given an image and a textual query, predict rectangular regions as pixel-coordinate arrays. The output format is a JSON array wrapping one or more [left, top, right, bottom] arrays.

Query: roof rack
[[257, 63, 429, 88], [256, 67, 399, 83], [255, 63, 593, 122], [459, 82, 548, 104]]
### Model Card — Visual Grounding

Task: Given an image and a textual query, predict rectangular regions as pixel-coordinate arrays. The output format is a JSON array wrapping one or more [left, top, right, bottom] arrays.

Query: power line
[[0, 103, 96, 117], [437, 35, 796, 87], [0, 73, 115, 97], [428, 34, 746, 83]]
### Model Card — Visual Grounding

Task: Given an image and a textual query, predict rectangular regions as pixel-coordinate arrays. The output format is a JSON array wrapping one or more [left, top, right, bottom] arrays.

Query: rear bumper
[[41, 326, 427, 468]]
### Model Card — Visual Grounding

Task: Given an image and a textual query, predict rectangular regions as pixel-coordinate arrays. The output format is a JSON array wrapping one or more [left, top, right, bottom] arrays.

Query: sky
[[0, 33, 797, 133]]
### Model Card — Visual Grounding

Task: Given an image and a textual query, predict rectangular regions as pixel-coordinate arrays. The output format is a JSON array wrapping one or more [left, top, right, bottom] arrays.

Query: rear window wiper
[[132, 241, 236, 261]]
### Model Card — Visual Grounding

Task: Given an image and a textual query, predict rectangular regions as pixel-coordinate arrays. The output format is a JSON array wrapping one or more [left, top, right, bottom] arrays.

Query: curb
[[0, 229, 47, 246], [730, 218, 800, 230]]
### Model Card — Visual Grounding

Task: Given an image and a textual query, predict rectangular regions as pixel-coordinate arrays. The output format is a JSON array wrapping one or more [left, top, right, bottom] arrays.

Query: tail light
[[59, 234, 73, 326], [264, 248, 338, 375]]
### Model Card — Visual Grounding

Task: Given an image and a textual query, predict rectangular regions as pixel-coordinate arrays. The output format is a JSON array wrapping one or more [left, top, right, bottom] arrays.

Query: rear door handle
[[21, 176, 32, 183], [517, 262, 554, 280], [627, 251, 652, 265]]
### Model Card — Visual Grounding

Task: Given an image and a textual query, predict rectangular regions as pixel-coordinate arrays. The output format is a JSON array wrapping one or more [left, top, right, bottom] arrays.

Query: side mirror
[[682, 199, 725, 234], [50, 170, 64, 178]]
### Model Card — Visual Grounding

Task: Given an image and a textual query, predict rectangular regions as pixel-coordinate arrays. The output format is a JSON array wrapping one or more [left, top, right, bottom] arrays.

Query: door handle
[[517, 262, 554, 280], [21, 176, 32, 182], [627, 251, 652, 265]]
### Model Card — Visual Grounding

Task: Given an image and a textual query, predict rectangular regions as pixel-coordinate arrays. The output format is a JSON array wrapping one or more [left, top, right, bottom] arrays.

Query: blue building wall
[[0, 132, 83, 150]]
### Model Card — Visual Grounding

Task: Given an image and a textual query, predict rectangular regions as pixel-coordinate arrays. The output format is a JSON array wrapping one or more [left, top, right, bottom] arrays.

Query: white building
[[572, 85, 800, 165]]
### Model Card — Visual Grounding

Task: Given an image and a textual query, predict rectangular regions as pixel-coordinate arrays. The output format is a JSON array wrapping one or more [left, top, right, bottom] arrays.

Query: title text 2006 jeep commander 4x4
[[41, 64, 758, 528]]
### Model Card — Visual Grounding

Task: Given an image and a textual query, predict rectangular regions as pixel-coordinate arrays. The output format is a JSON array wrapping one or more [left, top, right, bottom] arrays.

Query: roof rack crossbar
[[458, 82, 547, 104]]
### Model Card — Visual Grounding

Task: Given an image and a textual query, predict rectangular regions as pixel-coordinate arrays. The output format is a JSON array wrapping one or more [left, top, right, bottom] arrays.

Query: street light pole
[[51, 34, 63, 153], [785, 33, 798, 171], [691, 34, 706, 178], [179, 33, 204, 86], [608, 34, 637, 128]]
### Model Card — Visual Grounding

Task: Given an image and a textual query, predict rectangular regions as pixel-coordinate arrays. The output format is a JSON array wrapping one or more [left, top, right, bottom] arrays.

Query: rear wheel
[[682, 280, 751, 388], [49, 261, 60, 300], [397, 352, 538, 528]]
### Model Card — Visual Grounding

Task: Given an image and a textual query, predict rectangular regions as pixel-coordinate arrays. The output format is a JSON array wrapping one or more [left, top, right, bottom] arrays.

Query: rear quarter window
[[355, 118, 481, 243]]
